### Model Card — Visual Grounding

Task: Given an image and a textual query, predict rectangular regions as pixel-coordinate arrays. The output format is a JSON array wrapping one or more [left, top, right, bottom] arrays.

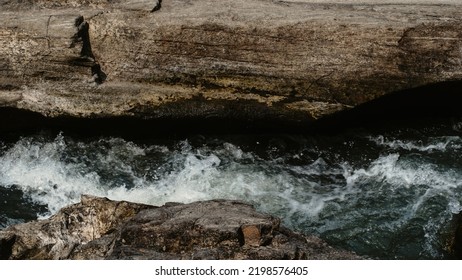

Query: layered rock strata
[[1, 0, 462, 129]]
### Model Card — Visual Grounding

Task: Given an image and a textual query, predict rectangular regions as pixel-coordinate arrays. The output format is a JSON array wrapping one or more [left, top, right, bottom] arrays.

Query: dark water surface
[[1, 116, 462, 259]]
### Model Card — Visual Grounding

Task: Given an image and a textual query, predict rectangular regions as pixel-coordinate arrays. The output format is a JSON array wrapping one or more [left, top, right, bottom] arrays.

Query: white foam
[[0, 135, 106, 214], [1, 133, 462, 258], [343, 151, 462, 256], [346, 153, 461, 191], [448, 200, 462, 214], [369, 135, 461, 152]]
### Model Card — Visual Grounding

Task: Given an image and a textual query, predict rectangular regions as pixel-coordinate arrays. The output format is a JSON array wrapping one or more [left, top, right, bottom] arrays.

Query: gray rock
[[0, 195, 360, 260], [0, 195, 154, 259], [1, 0, 462, 127]]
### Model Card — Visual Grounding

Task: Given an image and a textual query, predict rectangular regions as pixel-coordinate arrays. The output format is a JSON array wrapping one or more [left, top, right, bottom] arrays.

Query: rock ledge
[[2, 0, 462, 129], [0, 195, 360, 260]]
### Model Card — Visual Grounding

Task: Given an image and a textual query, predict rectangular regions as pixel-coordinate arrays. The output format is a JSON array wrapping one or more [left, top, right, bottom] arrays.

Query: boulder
[[0, 195, 360, 260]]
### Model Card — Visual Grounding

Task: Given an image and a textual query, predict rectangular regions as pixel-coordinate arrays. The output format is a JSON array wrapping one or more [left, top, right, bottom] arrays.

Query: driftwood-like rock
[[0, 195, 360, 260], [1, 0, 462, 129]]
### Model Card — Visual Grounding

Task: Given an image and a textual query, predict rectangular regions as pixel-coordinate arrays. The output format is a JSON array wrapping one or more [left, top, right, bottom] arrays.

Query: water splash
[[368, 135, 462, 152], [1, 131, 462, 259]]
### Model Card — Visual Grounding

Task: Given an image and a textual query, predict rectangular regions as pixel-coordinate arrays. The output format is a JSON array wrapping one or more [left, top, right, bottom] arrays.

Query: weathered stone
[[1, 0, 462, 130], [0, 195, 154, 260], [443, 212, 462, 259], [0, 195, 360, 260], [240, 225, 262, 247]]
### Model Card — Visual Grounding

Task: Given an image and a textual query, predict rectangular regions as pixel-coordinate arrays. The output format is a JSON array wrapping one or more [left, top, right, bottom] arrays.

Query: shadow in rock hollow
[[313, 80, 462, 134], [1, 80, 462, 140]]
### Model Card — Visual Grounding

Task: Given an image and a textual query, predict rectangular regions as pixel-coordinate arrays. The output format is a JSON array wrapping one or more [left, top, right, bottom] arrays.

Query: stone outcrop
[[1, 0, 462, 131], [0, 195, 360, 260]]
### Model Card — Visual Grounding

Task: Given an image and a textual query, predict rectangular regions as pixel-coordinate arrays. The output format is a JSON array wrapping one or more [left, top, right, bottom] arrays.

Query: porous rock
[[0, 195, 360, 260]]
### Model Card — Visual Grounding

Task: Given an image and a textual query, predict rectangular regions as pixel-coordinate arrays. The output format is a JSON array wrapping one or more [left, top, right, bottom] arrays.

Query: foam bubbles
[[0, 134, 106, 215], [1, 131, 462, 259], [369, 135, 462, 152]]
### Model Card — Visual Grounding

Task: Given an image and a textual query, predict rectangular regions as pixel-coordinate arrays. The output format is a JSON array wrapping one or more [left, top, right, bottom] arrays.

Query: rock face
[[1, 0, 462, 130], [0, 195, 360, 260]]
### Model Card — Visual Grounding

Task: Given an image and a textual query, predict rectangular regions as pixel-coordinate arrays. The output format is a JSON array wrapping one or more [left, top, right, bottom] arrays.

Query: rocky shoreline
[[2, 0, 462, 260], [0, 195, 361, 260]]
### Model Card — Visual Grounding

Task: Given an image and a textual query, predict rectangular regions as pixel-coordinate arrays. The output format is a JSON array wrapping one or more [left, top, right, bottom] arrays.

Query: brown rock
[[443, 212, 462, 259], [240, 225, 262, 247], [0, 195, 154, 260], [1, 0, 462, 130], [0, 195, 361, 260]]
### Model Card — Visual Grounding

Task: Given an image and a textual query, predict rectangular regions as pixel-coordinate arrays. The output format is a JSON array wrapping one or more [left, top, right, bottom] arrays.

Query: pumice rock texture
[[0, 195, 361, 260], [1, 0, 462, 131]]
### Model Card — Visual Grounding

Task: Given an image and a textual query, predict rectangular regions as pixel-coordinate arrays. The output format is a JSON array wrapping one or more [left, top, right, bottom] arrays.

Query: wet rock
[[0, 195, 360, 260], [443, 212, 462, 259]]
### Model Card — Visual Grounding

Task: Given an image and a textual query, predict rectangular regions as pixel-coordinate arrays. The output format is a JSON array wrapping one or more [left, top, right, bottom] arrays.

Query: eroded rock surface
[[0, 195, 360, 260], [1, 0, 462, 129]]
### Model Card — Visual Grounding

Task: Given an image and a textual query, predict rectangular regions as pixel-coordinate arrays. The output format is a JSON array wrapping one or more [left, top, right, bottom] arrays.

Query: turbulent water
[[1, 119, 462, 259]]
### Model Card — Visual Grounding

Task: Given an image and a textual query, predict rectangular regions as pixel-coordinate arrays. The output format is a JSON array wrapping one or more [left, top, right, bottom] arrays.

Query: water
[[1, 119, 462, 259]]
